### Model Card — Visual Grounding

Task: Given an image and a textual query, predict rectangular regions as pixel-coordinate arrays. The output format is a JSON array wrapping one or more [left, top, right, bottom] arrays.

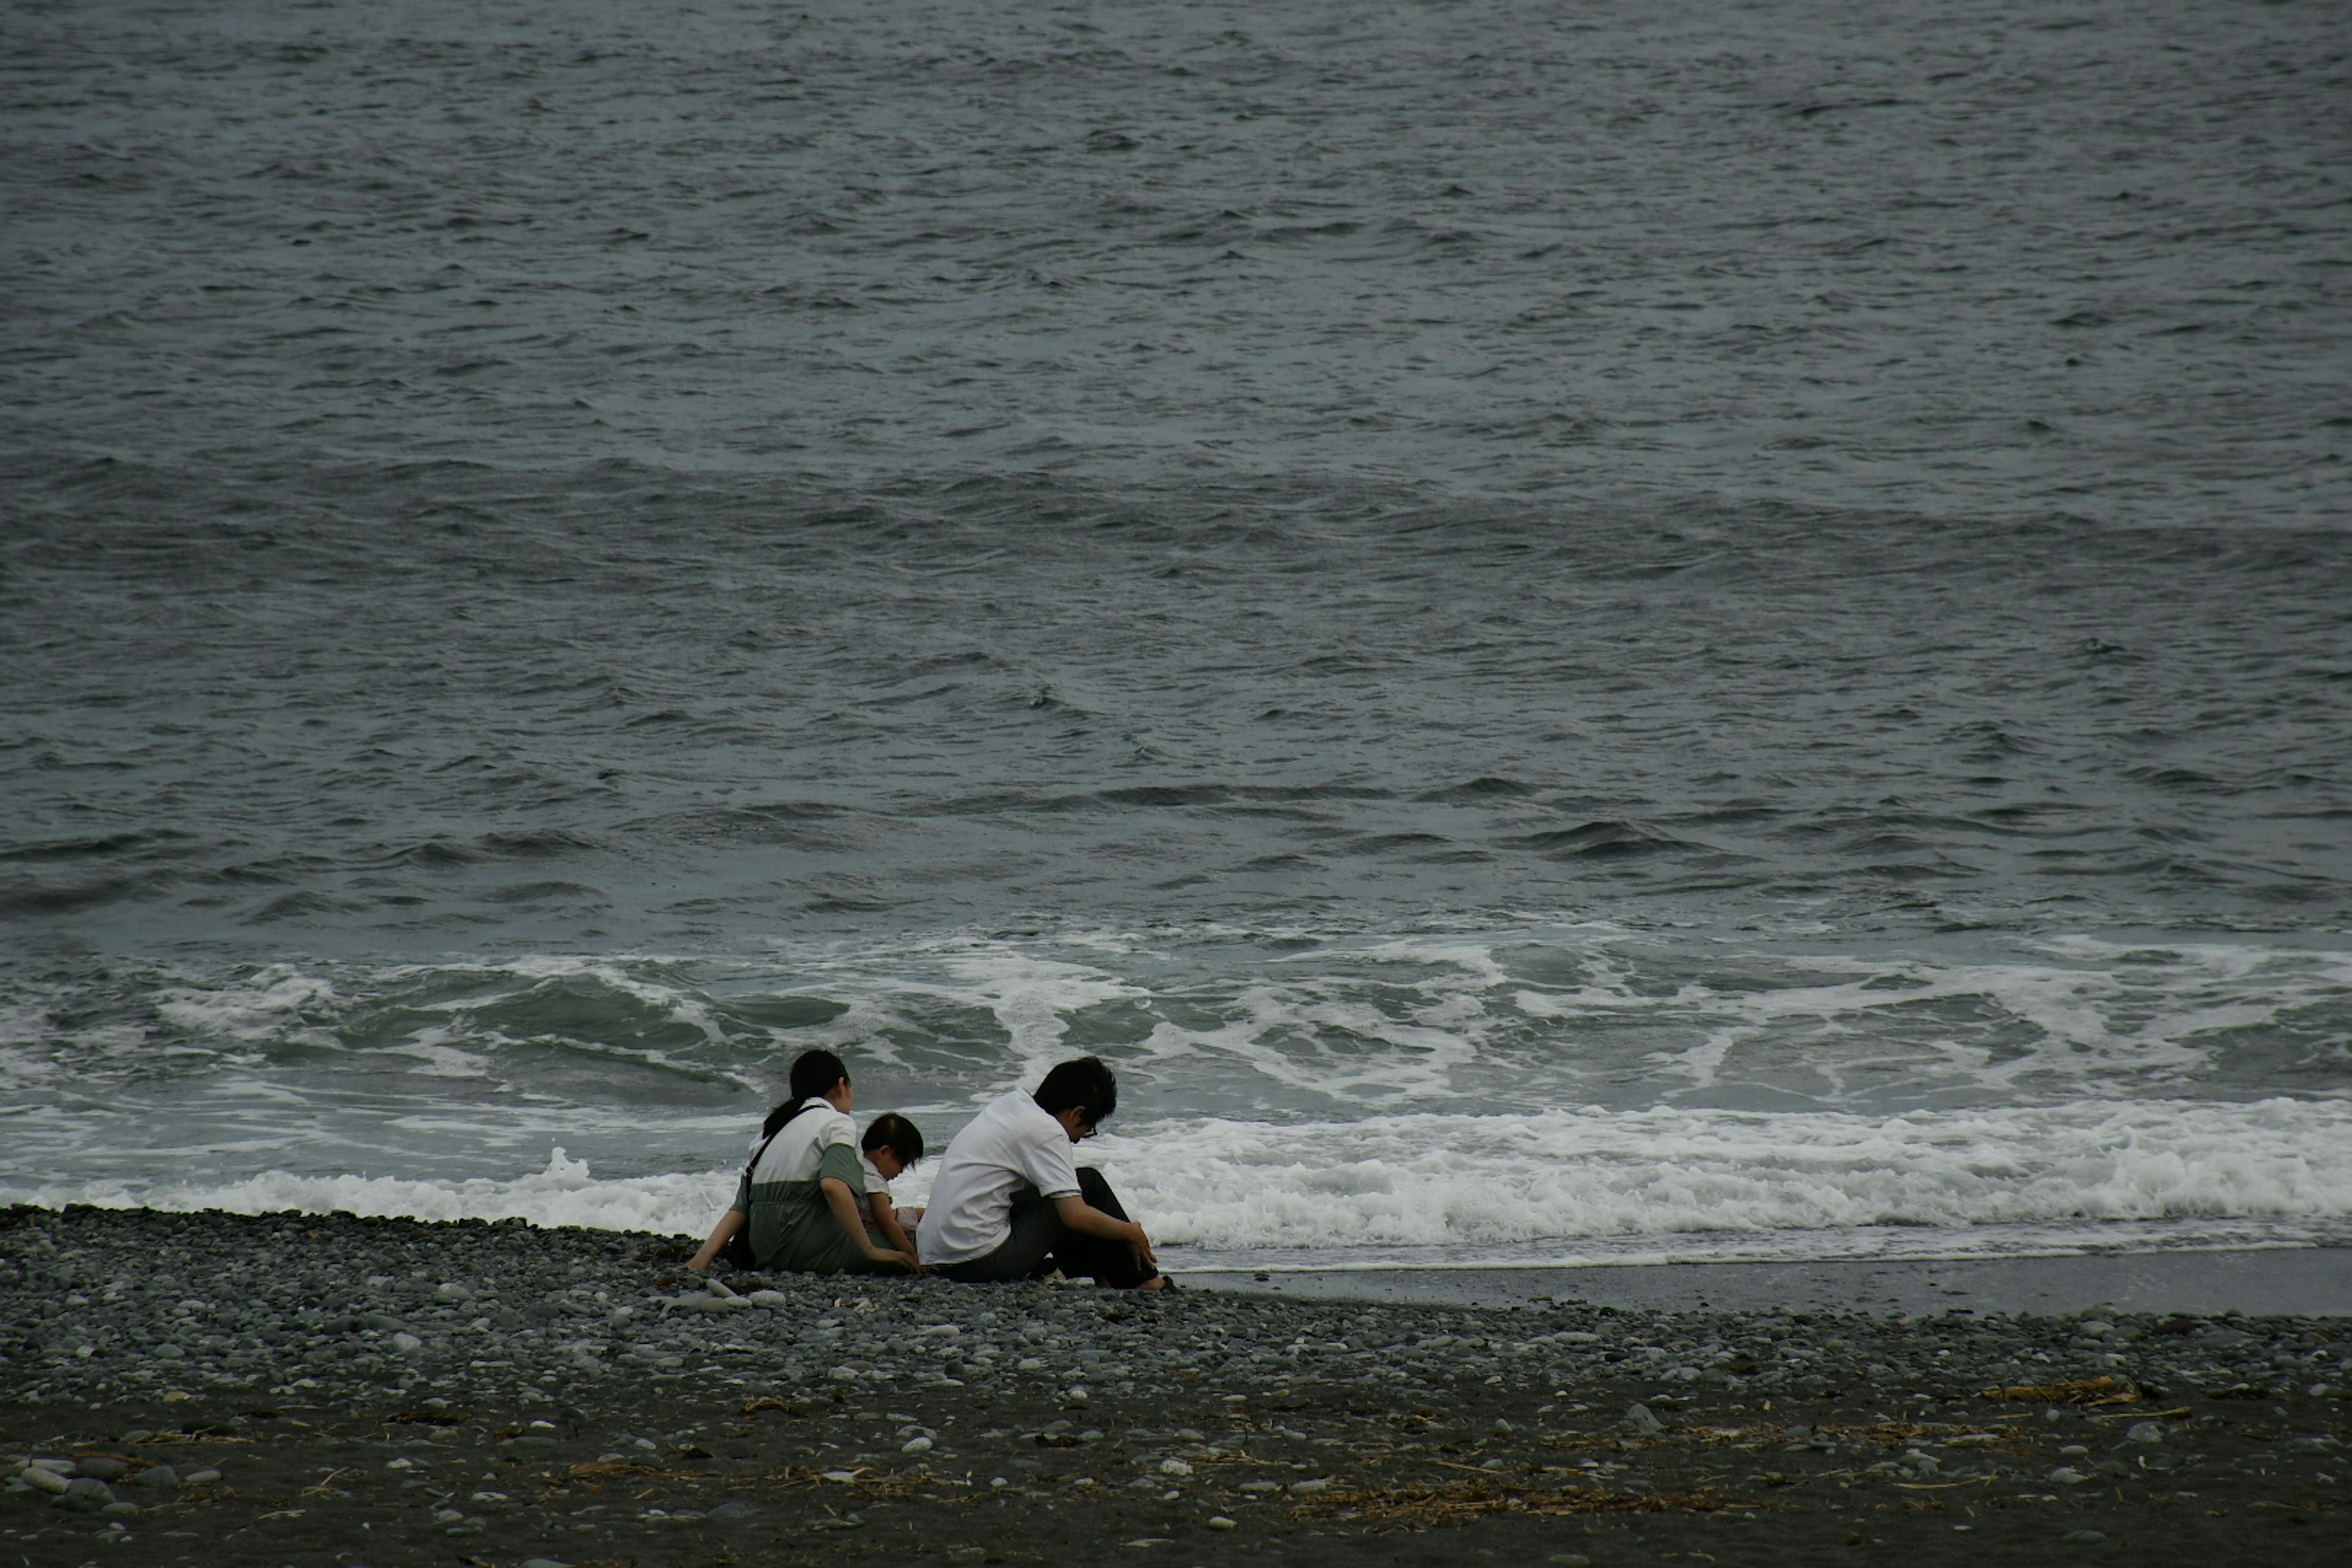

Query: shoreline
[[1189, 1246, 2352, 1317], [6, 1206, 2347, 1564]]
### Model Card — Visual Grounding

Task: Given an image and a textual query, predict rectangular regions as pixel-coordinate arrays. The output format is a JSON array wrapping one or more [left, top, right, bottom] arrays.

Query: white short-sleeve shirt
[[748, 1101, 857, 1183], [859, 1152, 892, 1198], [916, 1090, 1082, 1266]]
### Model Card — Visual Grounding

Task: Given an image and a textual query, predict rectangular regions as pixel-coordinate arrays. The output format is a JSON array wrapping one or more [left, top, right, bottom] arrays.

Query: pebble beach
[[6, 1206, 2347, 1566]]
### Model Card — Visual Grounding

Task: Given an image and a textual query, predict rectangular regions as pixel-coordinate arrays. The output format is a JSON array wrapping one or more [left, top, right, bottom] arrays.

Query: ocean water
[[4, 0, 2348, 1270]]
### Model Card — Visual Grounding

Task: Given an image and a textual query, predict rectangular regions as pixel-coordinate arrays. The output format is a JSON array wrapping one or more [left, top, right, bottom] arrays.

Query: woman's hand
[[688, 1210, 747, 1273]]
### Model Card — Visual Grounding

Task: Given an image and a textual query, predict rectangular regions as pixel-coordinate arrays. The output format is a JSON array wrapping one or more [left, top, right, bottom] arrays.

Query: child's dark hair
[[1033, 1055, 1117, 1126], [861, 1112, 924, 1166], [762, 1049, 850, 1137]]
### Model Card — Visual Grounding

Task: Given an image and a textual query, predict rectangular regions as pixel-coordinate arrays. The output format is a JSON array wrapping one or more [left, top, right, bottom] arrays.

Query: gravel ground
[[5, 1206, 2348, 1566]]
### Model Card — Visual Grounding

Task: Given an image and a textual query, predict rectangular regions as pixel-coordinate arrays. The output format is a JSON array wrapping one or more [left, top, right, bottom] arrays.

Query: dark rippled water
[[4, 0, 2348, 1263]]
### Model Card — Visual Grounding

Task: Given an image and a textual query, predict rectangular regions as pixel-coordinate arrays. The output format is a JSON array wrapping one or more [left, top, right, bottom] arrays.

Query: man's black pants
[[935, 1167, 1158, 1287]]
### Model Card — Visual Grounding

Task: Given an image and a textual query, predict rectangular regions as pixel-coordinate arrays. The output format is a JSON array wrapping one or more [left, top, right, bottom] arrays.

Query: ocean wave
[[10, 1099, 2348, 1268]]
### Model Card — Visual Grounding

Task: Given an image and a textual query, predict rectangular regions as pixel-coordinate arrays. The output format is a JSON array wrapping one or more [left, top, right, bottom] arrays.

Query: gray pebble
[[132, 1464, 179, 1488], [73, 1457, 128, 1481], [53, 1477, 115, 1512]]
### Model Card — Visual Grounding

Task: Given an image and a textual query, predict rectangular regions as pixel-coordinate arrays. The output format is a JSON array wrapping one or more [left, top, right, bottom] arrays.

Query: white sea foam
[[1079, 1098, 2352, 1256], [0, 1147, 731, 1238], [12, 1099, 2349, 1268]]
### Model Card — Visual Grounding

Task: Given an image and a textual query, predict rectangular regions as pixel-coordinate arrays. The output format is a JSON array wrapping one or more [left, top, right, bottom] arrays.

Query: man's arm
[[1052, 1193, 1156, 1272]]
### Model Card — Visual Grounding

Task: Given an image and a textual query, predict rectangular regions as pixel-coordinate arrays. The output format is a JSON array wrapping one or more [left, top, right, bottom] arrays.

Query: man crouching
[[917, 1055, 1165, 1290]]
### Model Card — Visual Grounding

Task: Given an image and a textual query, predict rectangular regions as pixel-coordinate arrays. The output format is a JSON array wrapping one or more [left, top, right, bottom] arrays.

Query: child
[[860, 1112, 926, 1262]]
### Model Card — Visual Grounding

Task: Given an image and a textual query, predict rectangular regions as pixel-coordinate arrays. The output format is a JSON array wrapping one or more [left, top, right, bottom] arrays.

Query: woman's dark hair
[[761, 1049, 850, 1137], [861, 1112, 925, 1165], [1032, 1055, 1117, 1126]]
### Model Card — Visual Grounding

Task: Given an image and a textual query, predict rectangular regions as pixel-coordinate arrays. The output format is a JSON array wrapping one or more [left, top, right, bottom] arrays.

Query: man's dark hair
[[1033, 1056, 1118, 1126], [763, 1048, 850, 1137], [861, 1112, 924, 1165]]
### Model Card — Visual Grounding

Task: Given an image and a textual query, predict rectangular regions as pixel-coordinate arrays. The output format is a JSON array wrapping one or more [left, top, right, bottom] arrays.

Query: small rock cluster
[[5, 1207, 2350, 1417], [6, 1205, 2350, 1565]]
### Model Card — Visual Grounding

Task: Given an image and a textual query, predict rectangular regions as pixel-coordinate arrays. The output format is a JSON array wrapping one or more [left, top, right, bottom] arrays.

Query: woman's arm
[[687, 1208, 746, 1273], [823, 1177, 912, 1268], [867, 1191, 922, 1264]]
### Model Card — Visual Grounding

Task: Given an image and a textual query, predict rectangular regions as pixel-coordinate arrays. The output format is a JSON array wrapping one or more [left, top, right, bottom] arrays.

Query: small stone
[[102, 1499, 139, 1515], [53, 1477, 115, 1512], [2048, 1466, 2088, 1485], [2124, 1422, 2165, 1444], [1159, 1458, 1193, 1477], [1289, 1477, 1329, 1495], [521, 1559, 573, 1568], [902, 1436, 933, 1455], [1550, 1556, 1594, 1567], [152, 1343, 186, 1360], [74, 1457, 129, 1482], [708, 1499, 752, 1518], [1206, 1515, 1237, 1531], [391, 1332, 424, 1355], [132, 1464, 179, 1488], [20, 1468, 70, 1496], [1624, 1403, 1664, 1436]]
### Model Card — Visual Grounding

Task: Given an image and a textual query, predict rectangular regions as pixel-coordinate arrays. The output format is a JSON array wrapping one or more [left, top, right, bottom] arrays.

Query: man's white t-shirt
[[916, 1091, 1082, 1267], [748, 1101, 857, 1182]]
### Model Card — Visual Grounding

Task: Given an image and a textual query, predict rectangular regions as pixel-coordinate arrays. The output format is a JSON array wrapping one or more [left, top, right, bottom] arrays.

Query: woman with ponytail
[[687, 1049, 917, 1275]]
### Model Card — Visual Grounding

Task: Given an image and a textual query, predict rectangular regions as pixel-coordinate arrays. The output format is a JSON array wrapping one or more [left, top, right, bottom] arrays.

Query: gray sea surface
[[3, 0, 2348, 1264]]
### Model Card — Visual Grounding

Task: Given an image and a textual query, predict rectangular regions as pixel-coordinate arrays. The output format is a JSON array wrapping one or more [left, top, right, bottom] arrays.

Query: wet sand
[[1189, 1246, 2352, 1317], [6, 1207, 2346, 1566]]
